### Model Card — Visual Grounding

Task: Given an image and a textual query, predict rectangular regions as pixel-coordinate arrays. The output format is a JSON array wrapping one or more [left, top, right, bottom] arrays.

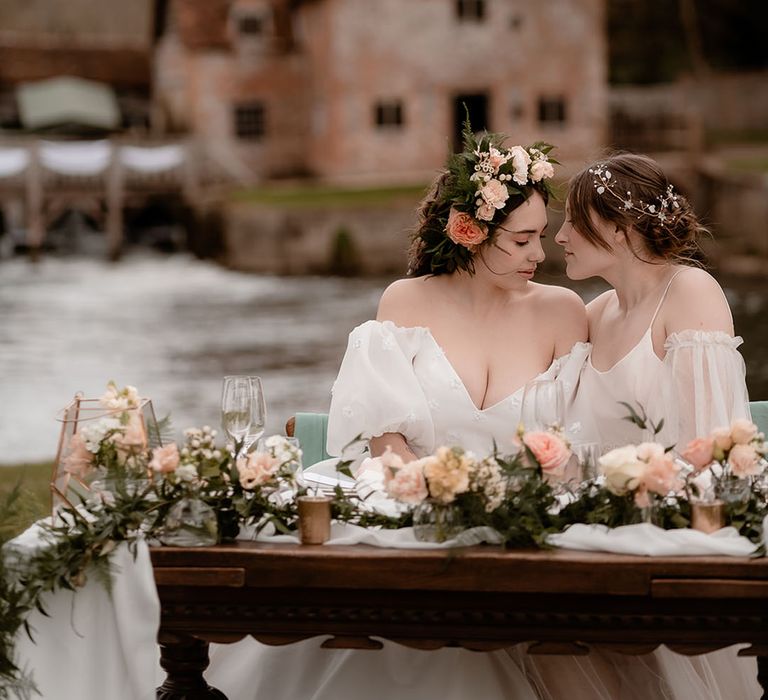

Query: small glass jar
[[160, 496, 218, 547], [716, 476, 751, 505], [412, 499, 463, 543]]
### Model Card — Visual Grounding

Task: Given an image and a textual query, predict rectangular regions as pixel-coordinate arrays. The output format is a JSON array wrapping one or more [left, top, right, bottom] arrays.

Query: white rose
[[176, 464, 198, 482], [529, 159, 554, 183], [636, 442, 664, 461], [598, 445, 645, 495], [508, 146, 532, 186]]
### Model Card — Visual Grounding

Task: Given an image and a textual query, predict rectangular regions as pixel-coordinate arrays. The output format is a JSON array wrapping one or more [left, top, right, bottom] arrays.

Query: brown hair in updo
[[568, 153, 707, 266], [407, 172, 547, 278]]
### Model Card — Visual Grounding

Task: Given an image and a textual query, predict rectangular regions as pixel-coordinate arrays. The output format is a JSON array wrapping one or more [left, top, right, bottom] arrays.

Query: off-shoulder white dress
[[205, 320, 595, 700]]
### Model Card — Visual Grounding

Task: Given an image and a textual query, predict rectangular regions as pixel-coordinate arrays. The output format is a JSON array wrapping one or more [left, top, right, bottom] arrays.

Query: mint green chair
[[750, 401, 768, 436], [286, 412, 330, 468]]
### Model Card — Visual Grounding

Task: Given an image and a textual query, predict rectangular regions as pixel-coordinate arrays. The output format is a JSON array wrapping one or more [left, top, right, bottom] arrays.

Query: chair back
[[286, 412, 330, 469], [750, 400, 768, 437]]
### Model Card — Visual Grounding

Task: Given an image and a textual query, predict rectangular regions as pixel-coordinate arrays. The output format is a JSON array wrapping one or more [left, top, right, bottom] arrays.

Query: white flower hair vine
[[589, 164, 681, 225]]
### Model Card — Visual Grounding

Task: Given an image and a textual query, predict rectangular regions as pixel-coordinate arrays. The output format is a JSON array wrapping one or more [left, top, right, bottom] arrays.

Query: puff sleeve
[[326, 321, 434, 457], [663, 330, 751, 448]]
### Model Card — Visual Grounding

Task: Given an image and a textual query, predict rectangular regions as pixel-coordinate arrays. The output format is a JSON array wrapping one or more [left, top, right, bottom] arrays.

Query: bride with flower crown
[[203, 130, 704, 699], [204, 129, 583, 699]]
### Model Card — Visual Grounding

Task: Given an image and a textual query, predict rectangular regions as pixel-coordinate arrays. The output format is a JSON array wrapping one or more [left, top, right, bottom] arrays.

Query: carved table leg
[[157, 636, 227, 700], [758, 655, 767, 700]]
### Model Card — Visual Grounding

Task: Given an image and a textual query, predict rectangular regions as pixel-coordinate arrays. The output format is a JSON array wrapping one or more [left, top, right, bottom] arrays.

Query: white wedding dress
[[560, 275, 761, 700], [205, 318, 760, 699], [205, 320, 593, 700]]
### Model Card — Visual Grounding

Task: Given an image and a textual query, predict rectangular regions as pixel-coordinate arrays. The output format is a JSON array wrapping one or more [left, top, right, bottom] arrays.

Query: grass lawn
[[0, 461, 53, 539], [230, 183, 428, 208]]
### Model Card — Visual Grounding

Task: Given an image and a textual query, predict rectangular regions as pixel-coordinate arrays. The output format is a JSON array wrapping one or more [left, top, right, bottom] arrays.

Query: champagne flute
[[221, 376, 252, 455], [243, 376, 267, 454], [520, 379, 565, 432]]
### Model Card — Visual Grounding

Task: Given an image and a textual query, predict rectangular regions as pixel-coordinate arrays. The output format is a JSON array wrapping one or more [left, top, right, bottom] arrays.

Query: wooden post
[[25, 140, 44, 262], [106, 143, 123, 261]]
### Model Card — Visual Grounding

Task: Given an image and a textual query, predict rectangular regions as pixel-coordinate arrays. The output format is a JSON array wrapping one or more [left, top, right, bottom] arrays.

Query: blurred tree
[[609, 0, 768, 84]]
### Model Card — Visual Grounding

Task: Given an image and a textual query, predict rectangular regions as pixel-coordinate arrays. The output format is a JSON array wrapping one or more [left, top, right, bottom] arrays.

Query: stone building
[[155, 0, 608, 183]]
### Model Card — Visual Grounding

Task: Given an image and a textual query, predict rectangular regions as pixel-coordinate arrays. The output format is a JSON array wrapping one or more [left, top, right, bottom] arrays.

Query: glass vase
[[160, 496, 218, 547], [412, 499, 463, 543], [716, 477, 751, 505]]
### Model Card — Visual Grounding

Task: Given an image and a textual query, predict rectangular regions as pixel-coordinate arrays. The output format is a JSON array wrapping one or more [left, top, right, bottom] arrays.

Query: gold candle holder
[[297, 496, 332, 544], [691, 500, 726, 534]]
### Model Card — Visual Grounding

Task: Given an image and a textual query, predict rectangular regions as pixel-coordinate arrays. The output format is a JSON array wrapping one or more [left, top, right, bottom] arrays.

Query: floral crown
[[589, 163, 681, 226], [416, 120, 557, 275]]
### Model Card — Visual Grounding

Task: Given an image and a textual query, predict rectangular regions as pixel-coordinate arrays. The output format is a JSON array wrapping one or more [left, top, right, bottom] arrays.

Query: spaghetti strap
[[649, 268, 686, 327]]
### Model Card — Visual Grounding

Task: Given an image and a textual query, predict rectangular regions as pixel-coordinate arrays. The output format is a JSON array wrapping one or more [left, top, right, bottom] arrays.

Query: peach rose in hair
[[445, 207, 488, 248], [681, 437, 715, 472]]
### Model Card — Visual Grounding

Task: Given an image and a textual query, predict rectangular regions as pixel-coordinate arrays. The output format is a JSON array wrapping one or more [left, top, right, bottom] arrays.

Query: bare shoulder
[[530, 283, 588, 349], [376, 277, 434, 325], [585, 288, 613, 323], [531, 283, 586, 316], [664, 266, 733, 334]]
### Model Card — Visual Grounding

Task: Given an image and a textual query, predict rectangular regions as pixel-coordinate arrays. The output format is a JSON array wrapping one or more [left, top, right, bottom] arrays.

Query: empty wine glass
[[221, 376, 252, 454], [520, 379, 565, 432], [243, 375, 267, 454]]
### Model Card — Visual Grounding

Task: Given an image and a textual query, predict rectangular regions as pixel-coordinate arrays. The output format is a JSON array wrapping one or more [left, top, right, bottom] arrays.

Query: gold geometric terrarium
[[51, 391, 161, 512]]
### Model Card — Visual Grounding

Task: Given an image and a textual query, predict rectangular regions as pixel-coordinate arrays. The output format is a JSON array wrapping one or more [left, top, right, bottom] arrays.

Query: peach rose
[[728, 443, 761, 478], [681, 437, 715, 472], [385, 462, 429, 504], [237, 452, 280, 490], [149, 443, 180, 474], [523, 431, 571, 478], [475, 202, 496, 221], [479, 178, 509, 209], [730, 419, 758, 446], [62, 433, 94, 479], [445, 207, 488, 248], [642, 454, 680, 496], [711, 426, 733, 453], [529, 159, 554, 183]]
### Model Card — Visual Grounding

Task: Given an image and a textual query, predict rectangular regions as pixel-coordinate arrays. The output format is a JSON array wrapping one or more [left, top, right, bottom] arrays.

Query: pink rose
[[488, 148, 509, 171], [642, 454, 680, 496], [445, 207, 488, 249], [113, 412, 147, 456], [711, 426, 733, 452], [730, 419, 758, 446], [237, 452, 280, 489], [681, 437, 715, 472], [475, 202, 496, 221], [62, 433, 93, 479], [385, 462, 428, 504], [523, 431, 571, 478], [728, 443, 760, 477], [149, 443, 180, 474]]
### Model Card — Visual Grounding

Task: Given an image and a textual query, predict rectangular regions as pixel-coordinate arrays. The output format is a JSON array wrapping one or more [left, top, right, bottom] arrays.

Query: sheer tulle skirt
[[206, 638, 760, 700]]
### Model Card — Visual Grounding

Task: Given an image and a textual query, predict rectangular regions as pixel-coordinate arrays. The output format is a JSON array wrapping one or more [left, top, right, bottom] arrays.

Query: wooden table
[[151, 542, 768, 699]]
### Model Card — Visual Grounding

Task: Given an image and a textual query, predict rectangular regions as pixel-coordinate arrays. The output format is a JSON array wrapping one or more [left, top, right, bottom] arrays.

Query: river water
[[1, 253, 766, 464]]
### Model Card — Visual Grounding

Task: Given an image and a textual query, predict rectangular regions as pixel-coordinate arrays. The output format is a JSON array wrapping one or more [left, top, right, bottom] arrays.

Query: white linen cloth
[[548, 520, 764, 557], [7, 522, 162, 700]]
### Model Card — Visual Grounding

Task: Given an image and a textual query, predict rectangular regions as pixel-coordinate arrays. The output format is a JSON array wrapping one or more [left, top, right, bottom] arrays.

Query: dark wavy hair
[[407, 174, 549, 278], [568, 153, 708, 266]]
